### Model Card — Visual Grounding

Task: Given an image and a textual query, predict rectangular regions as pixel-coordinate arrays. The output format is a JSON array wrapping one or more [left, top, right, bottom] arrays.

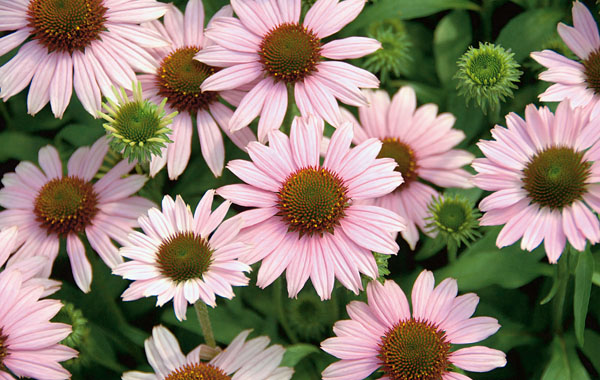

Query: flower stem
[[551, 251, 570, 333], [194, 302, 216, 348], [282, 85, 300, 135], [447, 239, 458, 263]]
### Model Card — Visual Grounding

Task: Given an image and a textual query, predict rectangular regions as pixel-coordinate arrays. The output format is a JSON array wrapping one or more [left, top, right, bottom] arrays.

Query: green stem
[[480, 0, 495, 42], [275, 278, 299, 343], [194, 302, 216, 348], [281, 85, 299, 135], [551, 253, 569, 333], [447, 240, 458, 264]]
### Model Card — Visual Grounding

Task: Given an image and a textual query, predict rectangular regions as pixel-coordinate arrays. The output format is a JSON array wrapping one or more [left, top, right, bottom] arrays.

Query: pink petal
[[450, 346, 507, 372], [572, 1, 600, 50], [321, 37, 381, 59], [229, 78, 272, 132], [66, 234, 92, 293], [197, 110, 225, 177], [38, 145, 63, 179], [167, 114, 193, 180], [558, 22, 595, 59], [445, 316, 501, 344], [200, 62, 263, 92], [411, 270, 435, 320], [217, 184, 277, 207], [185, 0, 205, 46], [367, 280, 410, 328]]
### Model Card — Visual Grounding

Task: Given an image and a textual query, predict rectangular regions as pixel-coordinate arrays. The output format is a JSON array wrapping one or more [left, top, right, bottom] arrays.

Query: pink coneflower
[[473, 101, 600, 263], [113, 192, 251, 321], [123, 326, 293, 380], [0, 137, 154, 292], [218, 115, 404, 299], [194, 0, 381, 142], [341, 87, 474, 249], [531, 1, 600, 116], [0, 261, 77, 380], [138, 0, 256, 179], [0, 0, 169, 118], [321, 270, 506, 380]]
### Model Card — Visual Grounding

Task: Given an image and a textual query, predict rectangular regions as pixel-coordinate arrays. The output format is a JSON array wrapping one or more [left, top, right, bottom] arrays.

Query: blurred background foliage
[[1, 0, 600, 379]]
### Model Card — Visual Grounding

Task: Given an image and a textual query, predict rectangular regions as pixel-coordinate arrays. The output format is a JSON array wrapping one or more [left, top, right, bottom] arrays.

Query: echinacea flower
[[455, 42, 522, 114], [218, 115, 405, 300], [425, 193, 482, 249], [123, 325, 293, 380], [0, 260, 77, 380], [473, 101, 600, 263], [113, 192, 251, 321], [321, 270, 506, 380], [0, 137, 154, 292], [99, 81, 176, 164], [138, 0, 256, 179], [341, 87, 473, 250], [0, 0, 170, 118], [531, 1, 600, 116], [195, 0, 381, 142]]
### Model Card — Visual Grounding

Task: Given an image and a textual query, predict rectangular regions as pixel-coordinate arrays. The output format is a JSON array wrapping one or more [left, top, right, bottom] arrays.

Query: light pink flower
[[195, 0, 381, 142], [123, 326, 293, 380], [218, 115, 404, 300], [531, 1, 600, 117], [114, 192, 251, 321], [0, 261, 77, 380], [321, 270, 506, 380], [0, 137, 154, 292], [138, 0, 256, 179], [0, 0, 169, 118], [342, 87, 474, 249], [473, 101, 600, 263]]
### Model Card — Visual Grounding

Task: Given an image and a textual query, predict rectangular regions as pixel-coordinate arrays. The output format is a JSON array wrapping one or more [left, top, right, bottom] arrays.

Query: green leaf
[[0, 131, 51, 162], [55, 124, 105, 148], [542, 335, 591, 380], [435, 228, 552, 290], [582, 329, 600, 374], [344, 0, 479, 35], [414, 234, 446, 261], [433, 11, 472, 85], [573, 246, 594, 347], [496, 9, 565, 62], [540, 255, 569, 305], [280, 344, 320, 367]]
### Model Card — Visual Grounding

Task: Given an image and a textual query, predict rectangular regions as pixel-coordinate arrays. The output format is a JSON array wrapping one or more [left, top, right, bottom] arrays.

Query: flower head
[[123, 326, 293, 380], [0, 261, 77, 380], [321, 270, 506, 380], [100, 82, 176, 163], [217, 115, 405, 300], [114, 192, 251, 321], [0, 137, 154, 292], [195, 0, 382, 142], [473, 101, 600, 263], [456, 42, 522, 113], [426, 193, 482, 249], [0, 0, 169, 118], [363, 20, 412, 83], [341, 87, 474, 250], [137, 0, 256, 179], [531, 1, 600, 116], [288, 291, 338, 341]]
